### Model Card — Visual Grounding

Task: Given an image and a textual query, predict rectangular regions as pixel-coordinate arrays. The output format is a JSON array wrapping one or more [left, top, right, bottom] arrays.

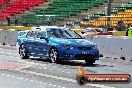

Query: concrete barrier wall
[[0, 30, 18, 46], [0, 30, 131, 60], [86, 35, 132, 60]]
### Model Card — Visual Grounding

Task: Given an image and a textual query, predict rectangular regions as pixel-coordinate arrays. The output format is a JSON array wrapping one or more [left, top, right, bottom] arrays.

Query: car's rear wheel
[[49, 48, 58, 63], [85, 59, 95, 65], [19, 45, 29, 59]]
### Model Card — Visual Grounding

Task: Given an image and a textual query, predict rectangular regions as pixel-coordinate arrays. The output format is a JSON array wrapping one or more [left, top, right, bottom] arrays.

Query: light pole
[[107, 0, 112, 31]]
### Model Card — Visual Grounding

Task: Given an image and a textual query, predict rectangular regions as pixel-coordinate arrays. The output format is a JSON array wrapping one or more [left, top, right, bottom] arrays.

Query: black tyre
[[49, 48, 59, 63], [85, 59, 95, 65], [19, 44, 29, 59], [76, 75, 87, 85]]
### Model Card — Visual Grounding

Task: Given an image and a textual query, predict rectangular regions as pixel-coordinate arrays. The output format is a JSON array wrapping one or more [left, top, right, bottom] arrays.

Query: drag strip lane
[[0, 70, 66, 88], [17, 69, 115, 88], [0, 46, 131, 88]]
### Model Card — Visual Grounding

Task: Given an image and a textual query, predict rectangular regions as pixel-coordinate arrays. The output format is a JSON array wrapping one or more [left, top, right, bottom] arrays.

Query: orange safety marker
[[77, 66, 86, 76]]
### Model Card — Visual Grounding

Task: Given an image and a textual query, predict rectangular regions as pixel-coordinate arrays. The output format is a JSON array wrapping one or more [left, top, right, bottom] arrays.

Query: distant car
[[17, 26, 99, 65], [79, 27, 113, 36]]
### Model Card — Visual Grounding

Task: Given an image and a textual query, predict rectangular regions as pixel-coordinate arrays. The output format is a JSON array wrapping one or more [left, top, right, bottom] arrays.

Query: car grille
[[75, 54, 95, 60], [77, 47, 91, 50]]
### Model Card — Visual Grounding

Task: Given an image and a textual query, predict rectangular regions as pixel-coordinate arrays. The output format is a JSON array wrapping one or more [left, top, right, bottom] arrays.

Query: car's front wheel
[[19, 45, 29, 59], [49, 48, 59, 63], [85, 59, 95, 65]]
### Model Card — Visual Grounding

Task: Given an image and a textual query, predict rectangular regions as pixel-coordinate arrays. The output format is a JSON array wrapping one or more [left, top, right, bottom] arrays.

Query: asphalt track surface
[[0, 45, 132, 88]]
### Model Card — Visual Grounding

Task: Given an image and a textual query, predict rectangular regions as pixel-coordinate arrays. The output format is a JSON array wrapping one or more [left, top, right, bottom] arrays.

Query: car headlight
[[63, 45, 74, 50], [91, 45, 97, 50]]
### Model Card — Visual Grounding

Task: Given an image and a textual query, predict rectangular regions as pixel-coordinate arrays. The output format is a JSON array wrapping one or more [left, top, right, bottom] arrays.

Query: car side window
[[26, 31, 38, 38], [30, 31, 38, 38], [37, 31, 46, 38]]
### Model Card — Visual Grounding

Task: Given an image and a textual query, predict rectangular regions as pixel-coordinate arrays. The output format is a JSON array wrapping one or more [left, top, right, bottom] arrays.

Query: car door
[[35, 31, 50, 57], [25, 31, 38, 55]]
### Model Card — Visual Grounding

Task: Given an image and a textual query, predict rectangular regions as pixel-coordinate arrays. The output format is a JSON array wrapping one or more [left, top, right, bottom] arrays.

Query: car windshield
[[47, 28, 82, 39], [18, 32, 27, 36]]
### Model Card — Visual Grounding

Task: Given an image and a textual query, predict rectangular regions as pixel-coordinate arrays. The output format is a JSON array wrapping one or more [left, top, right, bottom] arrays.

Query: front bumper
[[57, 48, 99, 60]]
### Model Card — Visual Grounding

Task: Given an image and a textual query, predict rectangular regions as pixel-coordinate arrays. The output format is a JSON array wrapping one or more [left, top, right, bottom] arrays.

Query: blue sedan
[[17, 26, 99, 65]]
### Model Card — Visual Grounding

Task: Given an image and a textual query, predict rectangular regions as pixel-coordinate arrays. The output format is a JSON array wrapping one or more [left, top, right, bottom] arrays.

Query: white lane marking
[[86, 84, 114, 88], [49, 83, 52, 86], [18, 70, 114, 88], [16, 77, 20, 79], [62, 71, 65, 73], [67, 72, 70, 74], [11, 75, 15, 78], [49, 69, 52, 70], [1, 74, 6, 76], [48, 68, 71, 74], [0, 51, 17, 55], [40, 82, 43, 84], [0, 58, 71, 74], [58, 86, 62, 88], [0, 49, 17, 54], [7, 75, 10, 77], [0, 58, 71, 76], [0, 54, 19, 58], [25, 79, 29, 81], [0, 46, 16, 51], [14, 65, 31, 71], [44, 67, 47, 69], [20, 77, 24, 80], [19, 70, 76, 82], [19, 60, 47, 67], [0, 55, 70, 74], [0, 73, 65, 88], [53, 85, 57, 87], [30, 80, 34, 82], [39, 86, 44, 88]]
